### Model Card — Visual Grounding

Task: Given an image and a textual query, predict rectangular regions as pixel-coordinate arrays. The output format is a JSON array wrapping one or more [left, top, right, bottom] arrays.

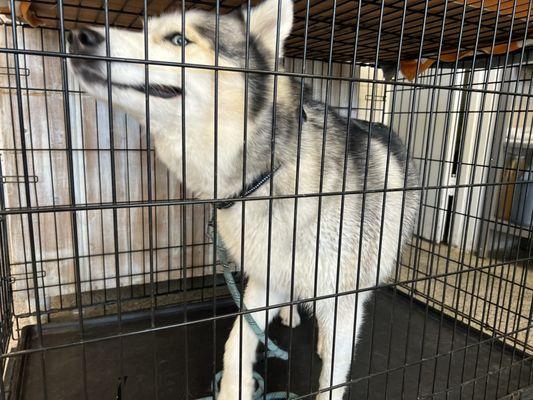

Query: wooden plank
[[0, 26, 212, 319]]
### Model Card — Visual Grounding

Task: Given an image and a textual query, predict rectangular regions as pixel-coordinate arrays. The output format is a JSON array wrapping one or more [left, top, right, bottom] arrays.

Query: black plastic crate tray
[[7, 289, 532, 400]]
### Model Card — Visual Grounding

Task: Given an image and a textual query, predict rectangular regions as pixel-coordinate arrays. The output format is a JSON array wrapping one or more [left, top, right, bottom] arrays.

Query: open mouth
[[75, 66, 182, 99], [114, 82, 182, 99]]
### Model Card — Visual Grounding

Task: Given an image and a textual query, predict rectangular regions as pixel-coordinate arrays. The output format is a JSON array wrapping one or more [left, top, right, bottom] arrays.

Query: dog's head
[[68, 0, 294, 134]]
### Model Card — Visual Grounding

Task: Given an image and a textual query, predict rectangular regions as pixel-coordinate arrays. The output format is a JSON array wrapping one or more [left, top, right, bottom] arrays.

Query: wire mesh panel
[[0, 24, 217, 326], [391, 54, 533, 399], [395, 56, 533, 353], [0, 175, 13, 374], [0, 0, 532, 400]]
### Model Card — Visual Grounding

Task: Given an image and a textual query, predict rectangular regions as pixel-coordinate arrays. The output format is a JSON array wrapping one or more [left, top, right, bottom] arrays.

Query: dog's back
[[218, 89, 419, 297]]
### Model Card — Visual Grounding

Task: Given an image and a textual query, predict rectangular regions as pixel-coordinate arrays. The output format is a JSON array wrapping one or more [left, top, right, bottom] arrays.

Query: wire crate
[[0, 0, 532, 399]]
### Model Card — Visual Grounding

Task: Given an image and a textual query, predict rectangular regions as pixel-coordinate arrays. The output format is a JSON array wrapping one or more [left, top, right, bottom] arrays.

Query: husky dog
[[68, 1, 419, 398]]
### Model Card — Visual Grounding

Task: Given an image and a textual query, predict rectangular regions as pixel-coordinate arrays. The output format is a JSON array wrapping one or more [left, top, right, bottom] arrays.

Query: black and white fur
[[68, 1, 419, 398]]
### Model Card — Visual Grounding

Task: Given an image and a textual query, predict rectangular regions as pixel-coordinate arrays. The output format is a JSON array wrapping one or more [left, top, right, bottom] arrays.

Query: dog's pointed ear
[[242, 0, 293, 58]]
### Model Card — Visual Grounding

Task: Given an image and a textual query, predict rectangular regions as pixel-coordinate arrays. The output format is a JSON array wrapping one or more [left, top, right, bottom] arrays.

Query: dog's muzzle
[[68, 28, 182, 99]]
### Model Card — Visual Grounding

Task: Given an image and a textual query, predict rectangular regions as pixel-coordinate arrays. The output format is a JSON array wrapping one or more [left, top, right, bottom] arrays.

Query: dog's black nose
[[71, 28, 103, 48]]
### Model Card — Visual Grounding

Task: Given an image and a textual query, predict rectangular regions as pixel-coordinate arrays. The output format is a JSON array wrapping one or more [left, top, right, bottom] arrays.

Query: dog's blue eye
[[169, 33, 188, 46]]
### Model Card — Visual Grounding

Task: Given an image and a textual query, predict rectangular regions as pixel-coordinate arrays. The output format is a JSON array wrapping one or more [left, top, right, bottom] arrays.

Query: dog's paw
[[216, 391, 236, 400], [216, 389, 237, 400], [280, 306, 301, 328], [218, 378, 254, 400], [217, 387, 254, 400], [316, 388, 346, 400]]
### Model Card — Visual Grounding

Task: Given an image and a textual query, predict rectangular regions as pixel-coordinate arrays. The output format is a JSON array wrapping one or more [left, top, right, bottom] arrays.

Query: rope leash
[[197, 229, 298, 400]]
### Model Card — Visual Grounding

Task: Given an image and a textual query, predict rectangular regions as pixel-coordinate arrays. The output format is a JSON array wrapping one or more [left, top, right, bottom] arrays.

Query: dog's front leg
[[316, 293, 368, 400], [218, 279, 283, 400]]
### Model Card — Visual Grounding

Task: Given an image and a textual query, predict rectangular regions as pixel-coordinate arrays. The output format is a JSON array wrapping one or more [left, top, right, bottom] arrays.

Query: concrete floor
[[398, 239, 533, 354]]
